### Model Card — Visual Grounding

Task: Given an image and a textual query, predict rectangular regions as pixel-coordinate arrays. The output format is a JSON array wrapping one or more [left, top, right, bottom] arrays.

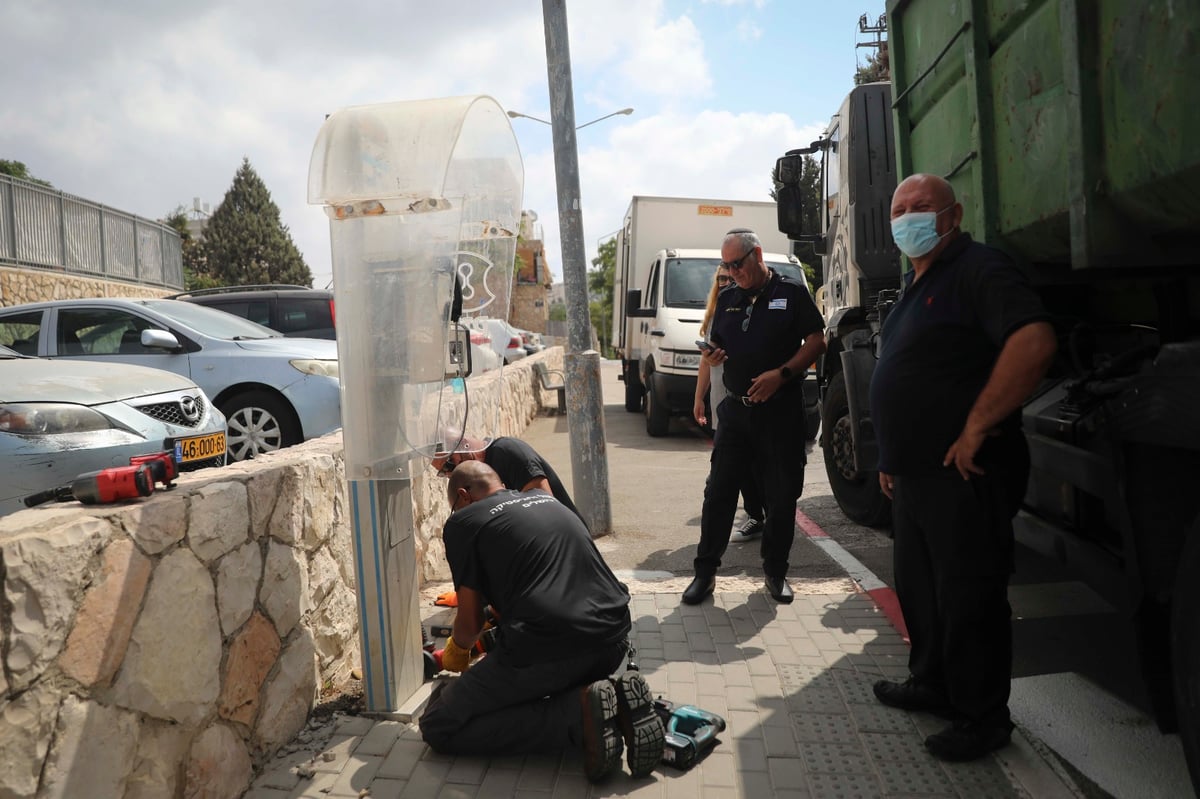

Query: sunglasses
[[742, 301, 755, 332], [716, 275, 733, 287], [720, 250, 754, 271]]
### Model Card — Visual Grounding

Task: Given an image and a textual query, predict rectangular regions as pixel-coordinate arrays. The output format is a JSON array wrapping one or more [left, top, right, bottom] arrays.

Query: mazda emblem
[[180, 396, 200, 423]]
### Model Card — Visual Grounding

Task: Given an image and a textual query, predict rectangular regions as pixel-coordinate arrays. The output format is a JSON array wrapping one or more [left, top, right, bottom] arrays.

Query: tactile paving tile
[[849, 703, 918, 734], [800, 741, 872, 774], [873, 755, 957, 795], [942, 758, 1030, 798], [777, 663, 832, 689], [787, 685, 848, 715], [833, 670, 880, 705], [805, 770, 885, 799], [792, 712, 860, 744], [858, 731, 930, 763]]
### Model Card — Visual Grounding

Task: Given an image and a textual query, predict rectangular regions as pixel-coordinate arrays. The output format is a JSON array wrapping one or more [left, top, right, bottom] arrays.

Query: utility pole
[[541, 0, 613, 536]]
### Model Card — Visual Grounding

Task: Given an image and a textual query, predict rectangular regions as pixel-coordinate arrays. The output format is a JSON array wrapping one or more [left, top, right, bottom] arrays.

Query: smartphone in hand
[[696, 339, 714, 352]]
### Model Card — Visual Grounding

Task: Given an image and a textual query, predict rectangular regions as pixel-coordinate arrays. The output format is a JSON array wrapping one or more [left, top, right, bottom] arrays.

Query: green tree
[[0, 160, 52, 187], [163, 206, 222, 291], [589, 236, 617, 357], [854, 43, 889, 85], [200, 158, 313, 287]]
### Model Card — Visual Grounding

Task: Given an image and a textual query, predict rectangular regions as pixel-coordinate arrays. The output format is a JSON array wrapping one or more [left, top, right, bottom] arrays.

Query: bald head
[[446, 460, 504, 510], [890, 173, 963, 269]]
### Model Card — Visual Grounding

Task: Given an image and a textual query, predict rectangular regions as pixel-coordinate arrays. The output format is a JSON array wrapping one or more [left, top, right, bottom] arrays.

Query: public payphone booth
[[308, 95, 523, 712]]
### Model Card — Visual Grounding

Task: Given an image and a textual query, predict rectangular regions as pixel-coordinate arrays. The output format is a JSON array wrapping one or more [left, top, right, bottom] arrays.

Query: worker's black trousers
[[419, 640, 626, 756], [891, 468, 1020, 725], [695, 393, 807, 580]]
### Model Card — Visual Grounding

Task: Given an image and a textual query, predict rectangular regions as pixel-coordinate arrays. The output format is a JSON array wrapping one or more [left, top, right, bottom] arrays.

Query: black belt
[[736, 395, 767, 406]]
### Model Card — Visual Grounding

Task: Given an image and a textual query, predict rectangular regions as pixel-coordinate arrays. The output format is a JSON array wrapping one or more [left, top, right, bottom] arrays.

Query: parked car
[[0, 298, 341, 462], [515, 328, 544, 355], [0, 344, 227, 517], [463, 317, 527, 364], [466, 329, 503, 374], [166, 285, 335, 339]]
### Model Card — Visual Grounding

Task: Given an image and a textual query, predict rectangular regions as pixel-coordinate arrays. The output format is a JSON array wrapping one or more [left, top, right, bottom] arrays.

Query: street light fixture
[[507, 107, 634, 130]]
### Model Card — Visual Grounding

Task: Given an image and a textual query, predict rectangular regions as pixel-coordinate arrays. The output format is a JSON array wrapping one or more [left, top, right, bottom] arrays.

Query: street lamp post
[[518, 0, 624, 536], [507, 107, 634, 130]]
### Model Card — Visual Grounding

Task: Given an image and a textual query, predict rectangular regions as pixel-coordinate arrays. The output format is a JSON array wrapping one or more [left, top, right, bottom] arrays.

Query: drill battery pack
[[653, 698, 726, 770]]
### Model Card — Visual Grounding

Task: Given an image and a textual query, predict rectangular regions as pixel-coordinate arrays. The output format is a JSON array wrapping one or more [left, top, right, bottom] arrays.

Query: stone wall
[[0, 265, 170, 308], [0, 350, 565, 799]]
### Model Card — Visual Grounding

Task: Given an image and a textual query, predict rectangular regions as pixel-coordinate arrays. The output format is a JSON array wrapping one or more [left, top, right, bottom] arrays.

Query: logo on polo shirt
[[769, 298, 787, 310]]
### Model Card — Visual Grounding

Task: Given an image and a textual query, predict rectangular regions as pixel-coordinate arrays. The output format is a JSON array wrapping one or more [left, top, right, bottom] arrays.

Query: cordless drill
[[130, 451, 179, 489], [23, 464, 156, 508]]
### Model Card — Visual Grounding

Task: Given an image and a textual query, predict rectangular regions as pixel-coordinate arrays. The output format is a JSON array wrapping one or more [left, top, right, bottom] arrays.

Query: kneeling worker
[[419, 461, 665, 780]]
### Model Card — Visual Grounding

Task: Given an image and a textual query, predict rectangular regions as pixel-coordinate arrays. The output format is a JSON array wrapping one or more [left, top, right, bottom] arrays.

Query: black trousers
[[695, 394, 807, 579], [419, 640, 626, 756], [891, 467, 1021, 725]]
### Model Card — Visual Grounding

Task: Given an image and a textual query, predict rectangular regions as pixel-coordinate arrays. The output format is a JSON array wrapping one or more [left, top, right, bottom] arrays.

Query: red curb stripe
[[795, 508, 910, 644]]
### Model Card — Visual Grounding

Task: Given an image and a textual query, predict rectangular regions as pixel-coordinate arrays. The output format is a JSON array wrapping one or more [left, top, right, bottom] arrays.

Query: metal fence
[[0, 174, 183, 290]]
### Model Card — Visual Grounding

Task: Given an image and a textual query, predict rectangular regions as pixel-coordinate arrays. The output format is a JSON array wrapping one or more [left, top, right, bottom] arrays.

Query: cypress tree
[[200, 158, 313, 287]]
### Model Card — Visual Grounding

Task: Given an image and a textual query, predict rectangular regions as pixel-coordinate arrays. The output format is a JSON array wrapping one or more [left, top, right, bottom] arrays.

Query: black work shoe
[[612, 672, 666, 777], [730, 518, 764, 543], [580, 679, 623, 781], [764, 575, 794, 603], [872, 678, 955, 719], [925, 718, 1015, 761], [681, 575, 715, 605]]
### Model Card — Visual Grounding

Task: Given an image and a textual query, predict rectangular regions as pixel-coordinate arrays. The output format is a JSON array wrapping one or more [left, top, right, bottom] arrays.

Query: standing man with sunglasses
[[682, 228, 826, 604]]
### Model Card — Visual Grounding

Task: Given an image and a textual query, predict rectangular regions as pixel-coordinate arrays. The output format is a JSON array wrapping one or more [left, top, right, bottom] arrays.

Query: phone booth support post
[[308, 95, 523, 713]]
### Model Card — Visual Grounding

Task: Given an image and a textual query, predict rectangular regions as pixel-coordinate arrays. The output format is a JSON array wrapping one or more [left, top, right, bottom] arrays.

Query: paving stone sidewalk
[[246, 587, 1080, 799]]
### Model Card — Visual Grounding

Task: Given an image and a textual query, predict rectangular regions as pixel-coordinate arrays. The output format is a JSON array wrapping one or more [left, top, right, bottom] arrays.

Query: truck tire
[[645, 380, 670, 437], [624, 363, 644, 412], [821, 371, 891, 528], [1171, 520, 1200, 792]]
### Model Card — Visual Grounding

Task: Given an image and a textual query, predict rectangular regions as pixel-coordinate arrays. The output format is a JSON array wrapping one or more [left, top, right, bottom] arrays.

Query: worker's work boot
[[730, 517, 764, 543], [612, 672, 666, 777], [579, 679, 622, 782]]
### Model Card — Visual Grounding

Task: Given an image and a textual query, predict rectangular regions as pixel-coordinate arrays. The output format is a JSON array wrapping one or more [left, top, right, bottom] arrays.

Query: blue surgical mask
[[891, 205, 953, 258]]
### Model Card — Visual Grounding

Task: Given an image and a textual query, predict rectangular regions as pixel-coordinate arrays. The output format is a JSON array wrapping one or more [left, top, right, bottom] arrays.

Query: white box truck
[[612, 195, 806, 436]]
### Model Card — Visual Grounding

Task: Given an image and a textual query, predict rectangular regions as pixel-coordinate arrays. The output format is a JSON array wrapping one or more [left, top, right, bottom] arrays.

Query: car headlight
[[290, 359, 340, 379], [0, 403, 113, 435], [666, 350, 702, 369]]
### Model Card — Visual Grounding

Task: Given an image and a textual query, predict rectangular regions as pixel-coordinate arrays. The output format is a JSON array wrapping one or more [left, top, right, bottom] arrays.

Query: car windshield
[[141, 299, 282, 340]]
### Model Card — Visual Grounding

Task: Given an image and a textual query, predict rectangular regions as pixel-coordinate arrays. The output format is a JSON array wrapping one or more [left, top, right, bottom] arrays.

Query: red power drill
[[130, 451, 179, 489], [23, 464, 156, 508]]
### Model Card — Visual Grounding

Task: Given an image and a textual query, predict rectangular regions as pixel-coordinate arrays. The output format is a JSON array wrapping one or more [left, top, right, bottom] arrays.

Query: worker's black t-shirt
[[710, 269, 824, 398], [868, 234, 1052, 475], [484, 437, 584, 525], [442, 489, 631, 665]]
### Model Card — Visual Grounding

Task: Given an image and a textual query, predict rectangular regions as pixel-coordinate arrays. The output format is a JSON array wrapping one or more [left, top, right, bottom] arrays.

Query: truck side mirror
[[625, 288, 643, 317], [777, 182, 808, 240]]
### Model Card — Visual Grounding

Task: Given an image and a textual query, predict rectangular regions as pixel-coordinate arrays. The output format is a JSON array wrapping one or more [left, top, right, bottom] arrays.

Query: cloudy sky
[[2, 1, 884, 289]]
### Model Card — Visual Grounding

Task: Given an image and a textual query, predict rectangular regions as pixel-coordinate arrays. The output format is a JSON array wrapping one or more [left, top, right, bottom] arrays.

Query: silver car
[[0, 298, 341, 461], [0, 344, 227, 517]]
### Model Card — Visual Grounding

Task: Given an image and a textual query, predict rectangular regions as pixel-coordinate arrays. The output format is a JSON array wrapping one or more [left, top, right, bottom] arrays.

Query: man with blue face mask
[[868, 174, 1058, 762]]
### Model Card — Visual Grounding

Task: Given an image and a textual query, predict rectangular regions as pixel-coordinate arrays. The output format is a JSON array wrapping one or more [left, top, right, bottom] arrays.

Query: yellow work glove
[[441, 637, 472, 673]]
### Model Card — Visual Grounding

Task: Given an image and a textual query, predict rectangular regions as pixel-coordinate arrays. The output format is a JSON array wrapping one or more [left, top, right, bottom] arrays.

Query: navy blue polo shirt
[[869, 234, 1051, 475], [711, 268, 824, 397]]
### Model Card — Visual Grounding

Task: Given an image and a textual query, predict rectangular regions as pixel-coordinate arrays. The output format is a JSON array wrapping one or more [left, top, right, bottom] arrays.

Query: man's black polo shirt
[[710, 268, 824, 397], [869, 234, 1051, 475]]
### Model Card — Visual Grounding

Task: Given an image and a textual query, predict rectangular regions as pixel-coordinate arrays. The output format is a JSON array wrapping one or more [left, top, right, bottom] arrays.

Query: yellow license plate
[[173, 432, 227, 463]]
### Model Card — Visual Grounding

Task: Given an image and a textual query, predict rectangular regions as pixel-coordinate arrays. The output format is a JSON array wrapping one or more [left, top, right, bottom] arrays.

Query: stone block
[[39, 696, 139, 799], [261, 540, 308, 636], [219, 611, 281, 725], [112, 492, 188, 554], [0, 683, 59, 798], [217, 540, 263, 636], [124, 718, 192, 799], [112, 548, 222, 724], [59, 537, 152, 687], [254, 629, 318, 756], [184, 722, 253, 799], [188, 481, 250, 562]]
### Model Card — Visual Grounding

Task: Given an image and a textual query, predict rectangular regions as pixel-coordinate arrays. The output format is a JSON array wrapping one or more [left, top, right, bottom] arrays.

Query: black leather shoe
[[873, 678, 955, 719], [925, 718, 1014, 761], [764, 575, 793, 603], [681, 575, 715, 605]]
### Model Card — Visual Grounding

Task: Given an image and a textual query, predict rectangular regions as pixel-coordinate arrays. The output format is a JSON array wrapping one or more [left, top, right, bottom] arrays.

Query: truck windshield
[[664, 258, 809, 308], [664, 258, 721, 307]]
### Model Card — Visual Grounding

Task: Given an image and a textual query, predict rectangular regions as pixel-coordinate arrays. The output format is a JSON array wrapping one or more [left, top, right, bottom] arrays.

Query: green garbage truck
[[775, 0, 1200, 786]]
